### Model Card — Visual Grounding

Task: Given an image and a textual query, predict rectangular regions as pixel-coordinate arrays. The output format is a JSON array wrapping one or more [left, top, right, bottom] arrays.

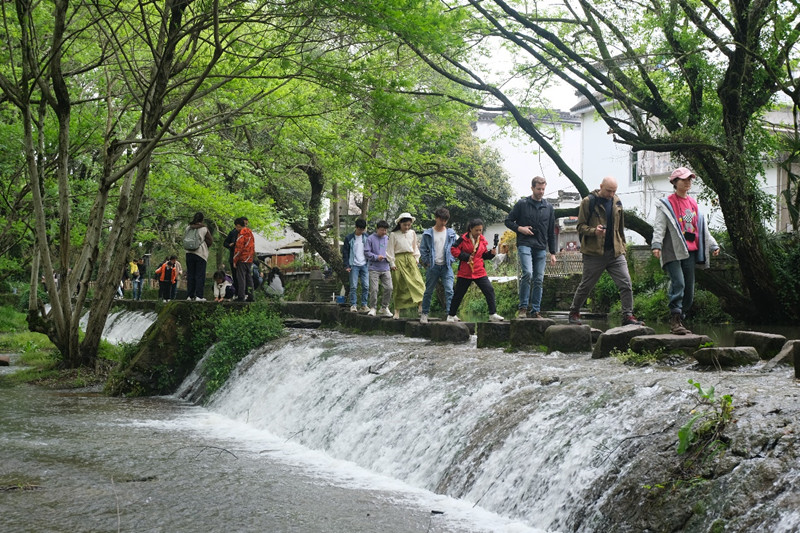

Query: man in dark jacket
[[505, 176, 557, 318]]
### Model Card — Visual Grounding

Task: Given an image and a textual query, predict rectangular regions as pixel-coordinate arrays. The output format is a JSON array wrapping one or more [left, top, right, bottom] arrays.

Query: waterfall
[[203, 329, 800, 532], [80, 309, 157, 345]]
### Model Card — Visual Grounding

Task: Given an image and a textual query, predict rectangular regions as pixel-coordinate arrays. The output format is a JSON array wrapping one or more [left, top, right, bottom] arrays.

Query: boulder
[[0, 354, 10, 366], [477, 321, 511, 348], [546, 324, 592, 353], [281, 318, 321, 329], [762, 339, 800, 373], [509, 318, 555, 348], [734, 331, 787, 360], [430, 322, 471, 343], [629, 334, 713, 358], [590, 328, 603, 344], [592, 324, 655, 359], [693, 346, 760, 368]]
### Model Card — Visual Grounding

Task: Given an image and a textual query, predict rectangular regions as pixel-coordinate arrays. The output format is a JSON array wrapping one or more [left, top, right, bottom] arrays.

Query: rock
[[762, 339, 800, 373], [629, 334, 714, 358], [693, 346, 760, 367], [590, 327, 603, 344], [477, 321, 511, 348], [281, 318, 321, 329], [509, 318, 555, 348], [734, 331, 788, 360], [429, 322, 471, 343], [379, 317, 408, 334], [0, 354, 9, 366], [592, 324, 655, 359], [405, 321, 432, 339], [546, 324, 592, 353]]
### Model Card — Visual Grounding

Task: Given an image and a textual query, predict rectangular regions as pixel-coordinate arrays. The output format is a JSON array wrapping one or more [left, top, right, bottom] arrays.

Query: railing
[[545, 253, 584, 278]]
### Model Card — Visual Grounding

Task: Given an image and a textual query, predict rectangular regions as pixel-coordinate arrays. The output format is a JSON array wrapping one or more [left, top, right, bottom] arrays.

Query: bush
[[16, 285, 48, 313], [202, 302, 284, 398]]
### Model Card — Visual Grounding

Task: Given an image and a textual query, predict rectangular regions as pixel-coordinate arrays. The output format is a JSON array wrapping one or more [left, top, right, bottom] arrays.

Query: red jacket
[[233, 227, 255, 267], [155, 261, 177, 283], [451, 232, 495, 279]]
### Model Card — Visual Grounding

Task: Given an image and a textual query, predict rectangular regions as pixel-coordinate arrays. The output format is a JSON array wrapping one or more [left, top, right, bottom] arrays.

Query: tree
[[334, 0, 800, 322]]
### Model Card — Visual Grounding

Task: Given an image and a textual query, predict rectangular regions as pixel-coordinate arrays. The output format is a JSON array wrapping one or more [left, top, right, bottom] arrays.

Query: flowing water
[[4, 310, 800, 532]]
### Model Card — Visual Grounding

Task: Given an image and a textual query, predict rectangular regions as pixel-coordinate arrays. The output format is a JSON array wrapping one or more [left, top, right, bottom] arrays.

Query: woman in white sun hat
[[386, 212, 425, 319]]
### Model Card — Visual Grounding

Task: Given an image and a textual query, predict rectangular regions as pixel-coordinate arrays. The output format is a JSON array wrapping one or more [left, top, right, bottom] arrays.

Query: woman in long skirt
[[386, 212, 425, 319]]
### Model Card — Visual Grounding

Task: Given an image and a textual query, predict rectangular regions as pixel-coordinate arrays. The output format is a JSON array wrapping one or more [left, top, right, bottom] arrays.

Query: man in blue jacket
[[505, 176, 557, 318], [419, 207, 458, 323], [342, 218, 369, 312]]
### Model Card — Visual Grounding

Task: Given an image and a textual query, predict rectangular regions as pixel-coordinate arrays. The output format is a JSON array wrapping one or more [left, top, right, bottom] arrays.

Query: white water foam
[[80, 309, 157, 344]]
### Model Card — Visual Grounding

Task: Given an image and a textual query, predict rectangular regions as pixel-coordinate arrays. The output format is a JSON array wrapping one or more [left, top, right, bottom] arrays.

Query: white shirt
[[433, 228, 447, 265], [352, 235, 366, 267], [386, 230, 420, 268]]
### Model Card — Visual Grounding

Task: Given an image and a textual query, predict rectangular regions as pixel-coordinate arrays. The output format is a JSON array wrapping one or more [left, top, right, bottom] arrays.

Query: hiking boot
[[517, 308, 528, 319], [350, 305, 358, 312], [489, 313, 505, 322], [531, 311, 543, 319], [446, 315, 461, 322], [568, 311, 582, 325], [622, 313, 644, 326], [367, 307, 376, 317], [420, 313, 429, 324], [670, 313, 691, 335]]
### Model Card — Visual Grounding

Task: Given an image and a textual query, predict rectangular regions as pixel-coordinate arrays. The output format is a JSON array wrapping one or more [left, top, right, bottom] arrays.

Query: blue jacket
[[342, 231, 368, 269], [505, 196, 557, 253], [419, 226, 458, 268]]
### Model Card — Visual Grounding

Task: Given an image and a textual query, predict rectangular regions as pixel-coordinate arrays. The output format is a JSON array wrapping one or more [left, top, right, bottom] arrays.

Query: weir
[[103, 308, 800, 531]]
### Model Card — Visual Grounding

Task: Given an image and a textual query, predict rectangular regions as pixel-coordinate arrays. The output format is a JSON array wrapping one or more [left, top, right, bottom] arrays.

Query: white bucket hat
[[394, 212, 415, 225]]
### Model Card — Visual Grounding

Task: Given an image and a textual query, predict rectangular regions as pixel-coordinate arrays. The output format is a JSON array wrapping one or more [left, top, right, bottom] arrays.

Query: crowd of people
[[122, 167, 719, 332]]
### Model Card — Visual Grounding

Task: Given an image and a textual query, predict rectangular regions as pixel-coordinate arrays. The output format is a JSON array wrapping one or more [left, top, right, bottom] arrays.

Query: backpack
[[183, 226, 202, 251]]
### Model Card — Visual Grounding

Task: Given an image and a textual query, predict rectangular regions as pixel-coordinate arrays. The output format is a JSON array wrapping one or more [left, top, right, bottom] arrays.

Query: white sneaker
[[446, 315, 460, 322], [379, 307, 393, 318], [163, 299, 168, 303], [359, 306, 370, 313], [367, 307, 376, 317], [350, 305, 358, 312], [195, 297, 206, 302], [186, 296, 194, 301], [489, 313, 505, 322], [420, 313, 429, 324]]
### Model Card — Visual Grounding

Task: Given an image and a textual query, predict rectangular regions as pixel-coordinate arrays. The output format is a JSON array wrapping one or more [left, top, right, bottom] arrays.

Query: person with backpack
[[568, 176, 644, 326], [232, 217, 255, 302], [504, 176, 558, 319], [184, 212, 213, 301]]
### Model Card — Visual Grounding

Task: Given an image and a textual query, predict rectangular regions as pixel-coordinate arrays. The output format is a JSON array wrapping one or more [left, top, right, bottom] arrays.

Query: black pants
[[158, 281, 174, 301], [185, 253, 207, 299], [448, 276, 497, 316], [236, 261, 254, 301]]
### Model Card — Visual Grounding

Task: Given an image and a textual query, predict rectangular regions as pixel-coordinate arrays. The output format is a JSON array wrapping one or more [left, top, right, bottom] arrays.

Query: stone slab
[[629, 334, 713, 357], [592, 324, 655, 359], [694, 346, 760, 368], [546, 324, 592, 353], [509, 318, 555, 348], [477, 322, 511, 348], [430, 322, 471, 343], [734, 330, 788, 360]]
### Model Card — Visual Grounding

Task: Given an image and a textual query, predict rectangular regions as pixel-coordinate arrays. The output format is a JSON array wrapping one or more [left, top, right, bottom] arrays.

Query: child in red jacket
[[447, 219, 504, 322]]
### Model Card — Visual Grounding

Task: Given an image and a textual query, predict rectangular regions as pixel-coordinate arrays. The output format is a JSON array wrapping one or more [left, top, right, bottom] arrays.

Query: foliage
[[0, 305, 27, 332], [453, 279, 518, 320], [588, 272, 620, 313], [202, 303, 284, 398], [676, 380, 734, 473], [15, 286, 48, 313], [610, 347, 665, 366], [764, 232, 800, 319]]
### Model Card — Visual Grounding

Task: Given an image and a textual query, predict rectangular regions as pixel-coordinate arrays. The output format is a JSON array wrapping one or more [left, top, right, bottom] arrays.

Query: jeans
[[349, 264, 369, 307], [569, 250, 634, 315], [132, 278, 143, 300], [421, 263, 454, 314], [664, 251, 697, 315], [517, 246, 547, 311], [368, 270, 393, 309], [185, 253, 207, 299]]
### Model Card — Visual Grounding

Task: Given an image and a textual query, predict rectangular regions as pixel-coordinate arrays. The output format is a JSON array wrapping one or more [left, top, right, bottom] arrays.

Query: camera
[[493, 233, 499, 247], [684, 232, 696, 242]]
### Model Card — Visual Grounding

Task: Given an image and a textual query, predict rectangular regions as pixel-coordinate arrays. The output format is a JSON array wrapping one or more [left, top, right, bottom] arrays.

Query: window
[[630, 151, 641, 183]]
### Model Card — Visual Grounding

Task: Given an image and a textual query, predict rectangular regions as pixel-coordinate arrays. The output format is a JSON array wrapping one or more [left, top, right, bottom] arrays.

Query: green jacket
[[576, 190, 627, 257]]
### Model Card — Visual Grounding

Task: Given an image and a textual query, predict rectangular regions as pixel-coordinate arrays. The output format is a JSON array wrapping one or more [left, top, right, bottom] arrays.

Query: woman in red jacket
[[447, 218, 504, 322]]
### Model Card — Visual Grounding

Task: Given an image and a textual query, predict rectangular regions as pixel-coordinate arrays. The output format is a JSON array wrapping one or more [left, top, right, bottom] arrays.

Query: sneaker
[[622, 314, 644, 326], [367, 308, 376, 317], [489, 313, 504, 322], [568, 311, 582, 325], [359, 306, 370, 313], [517, 308, 528, 319], [186, 296, 194, 301], [195, 297, 206, 302], [379, 307, 393, 318], [350, 305, 358, 312], [420, 313, 429, 324], [446, 315, 461, 322], [163, 299, 168, 303], [531, 311, 543, 319]]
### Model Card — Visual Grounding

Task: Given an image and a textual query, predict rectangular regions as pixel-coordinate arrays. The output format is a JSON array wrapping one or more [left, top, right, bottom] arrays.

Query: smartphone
[[493, 233, 499, 247]]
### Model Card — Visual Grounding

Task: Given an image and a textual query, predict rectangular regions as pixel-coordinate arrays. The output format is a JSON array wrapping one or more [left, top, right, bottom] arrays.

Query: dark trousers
[[185, 253, 207, 299], [448, 276, 497, 316], [236, 262, 254, 301], [158, 281, 174, 301]]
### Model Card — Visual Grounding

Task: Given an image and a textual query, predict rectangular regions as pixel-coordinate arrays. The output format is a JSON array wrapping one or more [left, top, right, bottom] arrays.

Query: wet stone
[[762, 340, 800, 373], [379, 317, 408, 334], [592, 324, 655, 359], [0, 355, 9, 366], [477, 321, 510, 348], [734, 331, 788, 360], [405, 321, 432, 339], [509, 318, 555, 348], [693, 346, 760, 368], [629, 334, 713, 358], [281, 318, 321, 329], [429, 322, 470, 343], [546, 324, 592, 353]]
